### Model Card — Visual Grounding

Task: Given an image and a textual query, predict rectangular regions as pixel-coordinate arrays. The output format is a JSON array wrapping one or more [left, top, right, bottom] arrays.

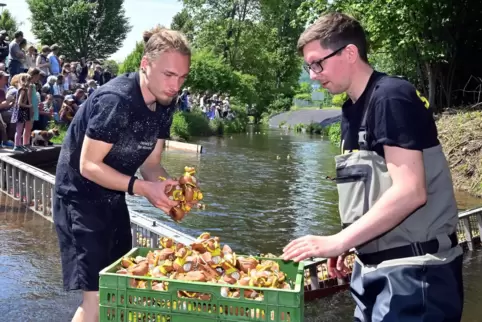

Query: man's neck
[[139, 71, 156, 106], [346, 64, 374, 103]]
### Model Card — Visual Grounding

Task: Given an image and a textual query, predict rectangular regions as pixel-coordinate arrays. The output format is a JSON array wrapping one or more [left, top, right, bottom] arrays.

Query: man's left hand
[[282, 234, 344, 262]]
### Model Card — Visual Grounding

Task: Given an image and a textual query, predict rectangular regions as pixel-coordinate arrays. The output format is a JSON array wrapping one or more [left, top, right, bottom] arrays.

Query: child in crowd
[[11, 73, 33, 152], [38, 94, 54, 130], [87, 79, 97, 96], [59, 96, 75, 125]]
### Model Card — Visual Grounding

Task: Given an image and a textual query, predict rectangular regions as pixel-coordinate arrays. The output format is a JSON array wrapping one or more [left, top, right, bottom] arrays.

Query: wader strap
[[358, 75, 387, 150], [357, 232, 458, 265]]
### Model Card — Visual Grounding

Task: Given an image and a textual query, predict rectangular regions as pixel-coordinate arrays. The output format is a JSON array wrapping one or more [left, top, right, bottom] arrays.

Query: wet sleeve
[[85, 94, 129, 144], [157, 108, 174, 139], [370, 95, 434, 151]]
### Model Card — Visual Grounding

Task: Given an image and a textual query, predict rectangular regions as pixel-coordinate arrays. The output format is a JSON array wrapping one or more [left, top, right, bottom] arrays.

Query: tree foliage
[[180, 0, 305, 117], [296, 0, 482, 111], [0, 10, 22, 40], [27, 0, 131, 61], [118, 41, 143, 74]]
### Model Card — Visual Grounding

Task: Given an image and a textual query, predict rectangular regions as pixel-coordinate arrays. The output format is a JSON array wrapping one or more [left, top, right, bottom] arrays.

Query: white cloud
[[2, 0, 183, 62]]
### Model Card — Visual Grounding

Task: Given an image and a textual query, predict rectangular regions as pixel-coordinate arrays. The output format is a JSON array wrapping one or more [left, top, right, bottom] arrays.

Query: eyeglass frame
[[303, 45, 348, 74]]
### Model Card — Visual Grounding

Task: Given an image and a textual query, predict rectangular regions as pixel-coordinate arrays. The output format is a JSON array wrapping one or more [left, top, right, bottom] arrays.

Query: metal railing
[[1, 151, 481, 297], [0, 153, 195, 246]]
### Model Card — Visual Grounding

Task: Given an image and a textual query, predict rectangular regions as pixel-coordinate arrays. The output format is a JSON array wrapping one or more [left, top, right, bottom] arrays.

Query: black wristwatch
[[128, 176, 138, 195]]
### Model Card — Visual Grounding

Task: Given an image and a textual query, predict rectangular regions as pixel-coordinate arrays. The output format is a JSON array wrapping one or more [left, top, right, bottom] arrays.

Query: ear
[[346, 44, 360, 64], [140, 56, 149, 72]]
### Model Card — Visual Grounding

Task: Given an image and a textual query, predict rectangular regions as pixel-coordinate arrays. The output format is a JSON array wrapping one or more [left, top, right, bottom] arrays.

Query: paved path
[[269, 109, 341, 127]]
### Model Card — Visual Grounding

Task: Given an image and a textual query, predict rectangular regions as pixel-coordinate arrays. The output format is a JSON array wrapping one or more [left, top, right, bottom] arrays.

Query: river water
[[1, 127, 481, 321]]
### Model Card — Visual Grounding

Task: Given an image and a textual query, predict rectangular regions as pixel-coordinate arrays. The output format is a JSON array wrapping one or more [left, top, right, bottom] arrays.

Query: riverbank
[[437, 110, 482, 197], [49, 107, 249, 144], [322, 110, 482, 198]]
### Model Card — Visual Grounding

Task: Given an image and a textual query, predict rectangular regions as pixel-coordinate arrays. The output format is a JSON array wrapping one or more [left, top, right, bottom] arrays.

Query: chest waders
[[335, 76, 464, 322]]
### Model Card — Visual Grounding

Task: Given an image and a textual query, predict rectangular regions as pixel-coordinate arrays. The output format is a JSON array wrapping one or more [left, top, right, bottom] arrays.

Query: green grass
[[47, 121, 68, 145]]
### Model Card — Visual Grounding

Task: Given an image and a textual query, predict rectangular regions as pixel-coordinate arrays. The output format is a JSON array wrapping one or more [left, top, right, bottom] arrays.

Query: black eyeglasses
[[303, 45, 347, 74]]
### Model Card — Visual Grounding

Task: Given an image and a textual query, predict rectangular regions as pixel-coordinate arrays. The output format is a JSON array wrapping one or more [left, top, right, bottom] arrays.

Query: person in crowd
[[282, 12, 463, 322], [38, 93, 54, 130], [8, 31, 26, 82], [59, 95, 76, 125], [0, 30, 8, 63], [26, 45, 37, 70], [11, 73, 33, 152], [53, 28, 191, 322], [87, 79, 97, 96], [48, 44, 61, 76], [0, 70, 14, 148], [28, 68, 41, 131], [36, 46, 51, 79], [77, 57, 89, 84]]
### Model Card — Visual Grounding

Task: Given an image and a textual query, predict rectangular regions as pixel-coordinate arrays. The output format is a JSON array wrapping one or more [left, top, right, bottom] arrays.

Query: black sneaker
[[21, 146, 33, 152], [13, 146, 25, 152]]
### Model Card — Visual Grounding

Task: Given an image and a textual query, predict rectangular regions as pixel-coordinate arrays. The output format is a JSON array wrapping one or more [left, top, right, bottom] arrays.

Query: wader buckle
[[410, 242, 424, 256]]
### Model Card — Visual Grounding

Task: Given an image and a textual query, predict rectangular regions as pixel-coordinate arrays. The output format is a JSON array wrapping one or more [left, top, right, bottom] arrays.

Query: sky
[[2, 0, 183, 62]]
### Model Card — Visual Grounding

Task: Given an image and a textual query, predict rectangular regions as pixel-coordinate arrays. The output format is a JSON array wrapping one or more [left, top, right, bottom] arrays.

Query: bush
[[170, 111, 191, 141], [268, 95, 292, 112], [322, 122, 341, 147], [119, 41, 144, 74], [332, 92, 348, 107], [293, 123, 305, 132], [306, 122, 324, 134], [294, 93, 312, 101], [170, 105, 249, 140]]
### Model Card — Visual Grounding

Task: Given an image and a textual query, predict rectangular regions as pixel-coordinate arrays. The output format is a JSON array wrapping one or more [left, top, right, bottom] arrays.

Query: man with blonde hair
[[53, 28, 191, 322], [282, 12, 463, 321]]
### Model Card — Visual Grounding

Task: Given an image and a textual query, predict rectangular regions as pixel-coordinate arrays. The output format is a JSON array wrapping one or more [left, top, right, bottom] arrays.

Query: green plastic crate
[[99, 247, 304, 322]]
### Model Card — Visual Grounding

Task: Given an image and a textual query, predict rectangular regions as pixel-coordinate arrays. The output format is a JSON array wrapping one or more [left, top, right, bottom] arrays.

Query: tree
[[118, 41, 143, 74], [102, 59, 119, 75], [0, 9, 22, 40], [296, 0, 482, 111], [27, 0, 131, 61], [170, 9, 195, 42]]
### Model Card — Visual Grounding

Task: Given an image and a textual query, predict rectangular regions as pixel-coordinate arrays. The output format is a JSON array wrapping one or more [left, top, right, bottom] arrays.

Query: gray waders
[[335, 77, 464, 321]]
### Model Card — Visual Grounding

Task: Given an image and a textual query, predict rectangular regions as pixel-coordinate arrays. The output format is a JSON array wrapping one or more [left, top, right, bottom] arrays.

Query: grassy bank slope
[[324, 110, 482, 197], [437, 110, 482, 197]]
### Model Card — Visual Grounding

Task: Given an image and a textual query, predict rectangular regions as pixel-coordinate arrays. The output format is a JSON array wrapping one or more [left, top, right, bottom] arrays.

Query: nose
[[309, 69, 319, 81]]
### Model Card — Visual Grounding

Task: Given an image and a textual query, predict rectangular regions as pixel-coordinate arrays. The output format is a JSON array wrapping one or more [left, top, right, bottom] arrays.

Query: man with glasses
[[282, 12, 463, 321]]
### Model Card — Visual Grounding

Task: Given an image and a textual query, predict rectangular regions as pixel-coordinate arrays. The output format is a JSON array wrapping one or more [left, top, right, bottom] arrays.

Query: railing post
[[462, 217, 474, 251], [33, 178, 38, 211], [131, 223, 137, 247], [476, 214, 482, 241], [19, 170, 24, 203], [26, 173, 31, 207], [309, 265, 320, 290], [0, 160, 4, 191], [51, 186, 55, 217], [11, 165, 16, 199], [6, 163, 10, 196], [41, 181, 47, 216]]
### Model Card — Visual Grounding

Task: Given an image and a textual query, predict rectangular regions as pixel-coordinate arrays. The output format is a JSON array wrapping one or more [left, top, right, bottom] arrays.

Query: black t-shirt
[[55, 72, 174, 200], [340, 71, 439, 157]]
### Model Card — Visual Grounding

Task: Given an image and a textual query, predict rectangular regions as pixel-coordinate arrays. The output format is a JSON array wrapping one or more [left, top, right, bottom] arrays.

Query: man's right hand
[[327, 254, 350, 279], [139, 179, 180, 215]]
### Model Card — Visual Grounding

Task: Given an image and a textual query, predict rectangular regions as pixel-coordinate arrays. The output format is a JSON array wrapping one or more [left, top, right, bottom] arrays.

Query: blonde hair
[[17, 73, 32, 90], [143, 27, 191, 62], [12, 73, 31, 89]]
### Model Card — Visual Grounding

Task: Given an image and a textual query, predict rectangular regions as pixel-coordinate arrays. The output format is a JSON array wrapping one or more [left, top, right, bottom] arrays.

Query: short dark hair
[[14, 31, 23, 39], [297, 12, 369, 63]]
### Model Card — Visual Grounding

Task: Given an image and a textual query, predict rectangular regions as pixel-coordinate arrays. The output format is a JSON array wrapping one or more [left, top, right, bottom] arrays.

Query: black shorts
[[53, 195, 132, 292]]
